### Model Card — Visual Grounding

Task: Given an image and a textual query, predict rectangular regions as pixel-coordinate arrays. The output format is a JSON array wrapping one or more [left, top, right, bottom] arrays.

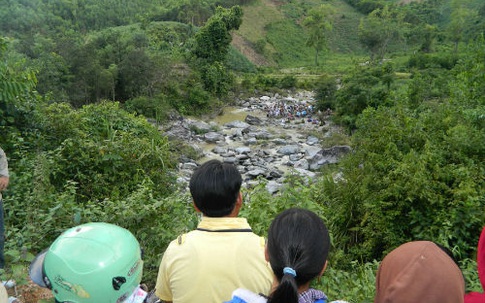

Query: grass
[[231, 0, 472, 94], [233, 0, 477, 76], [235, 0, 369, 69], [237, 0, 283, 44], [265, 20, 315, 67], [326, 0, 367, 54], [232, 0, 376, 79]]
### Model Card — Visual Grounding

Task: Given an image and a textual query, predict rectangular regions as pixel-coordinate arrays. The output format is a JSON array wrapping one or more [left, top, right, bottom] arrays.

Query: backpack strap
[[177, 233, 266, 248], [196, 228, 252, 232]]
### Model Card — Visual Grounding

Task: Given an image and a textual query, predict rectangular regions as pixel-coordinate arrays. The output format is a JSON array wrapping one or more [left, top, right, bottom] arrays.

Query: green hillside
[[232, 0, 484, 72], [233, 0, 367, 69], [326, 0, 366, 54]]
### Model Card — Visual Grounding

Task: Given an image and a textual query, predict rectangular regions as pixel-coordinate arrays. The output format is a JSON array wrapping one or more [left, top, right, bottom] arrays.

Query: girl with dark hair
[[226, 208, 345, 303]]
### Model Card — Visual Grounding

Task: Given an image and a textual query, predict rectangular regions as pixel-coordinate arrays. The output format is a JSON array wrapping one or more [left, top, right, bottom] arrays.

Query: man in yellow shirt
[[155, 159, 273, 303]]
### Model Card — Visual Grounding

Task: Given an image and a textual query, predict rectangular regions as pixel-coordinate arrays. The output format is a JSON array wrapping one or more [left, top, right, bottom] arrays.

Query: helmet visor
[[29, 249, 49, 288]]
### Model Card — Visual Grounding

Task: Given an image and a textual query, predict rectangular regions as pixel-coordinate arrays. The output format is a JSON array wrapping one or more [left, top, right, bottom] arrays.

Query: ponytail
[[266, 208, 330, 303], [268, 271, 298, 303]]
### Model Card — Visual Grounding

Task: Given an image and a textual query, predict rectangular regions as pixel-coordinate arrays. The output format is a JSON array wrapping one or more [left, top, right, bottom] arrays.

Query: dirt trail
[[6, 280, 53, 303]]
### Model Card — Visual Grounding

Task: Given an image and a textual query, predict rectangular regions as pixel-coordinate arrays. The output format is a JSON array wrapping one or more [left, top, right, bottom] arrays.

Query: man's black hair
[[189, 159, 242, 217]]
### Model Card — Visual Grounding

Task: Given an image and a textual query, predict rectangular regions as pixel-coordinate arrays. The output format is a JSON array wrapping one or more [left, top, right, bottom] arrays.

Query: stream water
[[170, 91, 349, 191]]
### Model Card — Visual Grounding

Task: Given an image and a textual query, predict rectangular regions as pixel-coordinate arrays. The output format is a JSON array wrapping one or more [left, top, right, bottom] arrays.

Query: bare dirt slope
[[230, 0, 284, 67], [231, 33, 270, 66]]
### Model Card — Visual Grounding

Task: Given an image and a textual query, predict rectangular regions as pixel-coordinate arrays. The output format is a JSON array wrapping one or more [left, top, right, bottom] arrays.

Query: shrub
[[407, 53, 458, 70], [123, 95, 173, 122], [254, 74, 279, 90], [38, 101, 177, 202], [227, 46, 256, 73], [241, 174, 326, 236], [4, 168, 196, 287], [315, 74, 338, 111], [254, 39, 267, 55], [316, 103, 485, 262], [200, 62, 235, 97], [278, 75, 297, 89]]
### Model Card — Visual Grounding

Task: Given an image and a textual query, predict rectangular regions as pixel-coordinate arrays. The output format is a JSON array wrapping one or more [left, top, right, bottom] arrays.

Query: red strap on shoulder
[[477, 226, 485, 291]]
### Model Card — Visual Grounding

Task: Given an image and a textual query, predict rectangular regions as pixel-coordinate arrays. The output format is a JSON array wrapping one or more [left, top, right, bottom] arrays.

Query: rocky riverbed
[[162, 91, 351, 194]]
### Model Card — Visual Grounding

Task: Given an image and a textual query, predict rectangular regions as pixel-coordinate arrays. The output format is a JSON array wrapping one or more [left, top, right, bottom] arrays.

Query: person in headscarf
[[374, 241, 465, 303], [464, 226, 485, 303]]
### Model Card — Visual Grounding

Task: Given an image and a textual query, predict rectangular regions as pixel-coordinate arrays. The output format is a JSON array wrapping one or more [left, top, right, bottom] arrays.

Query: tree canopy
[[302, 4, 335, 66]]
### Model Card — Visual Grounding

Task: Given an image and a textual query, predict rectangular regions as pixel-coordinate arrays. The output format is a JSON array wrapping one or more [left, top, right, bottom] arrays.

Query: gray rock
[[268, 169, 283, 179], [245, 180, 261, 189], [212, 146, 227, 154], [176, 176, 189, 184], [177, 168, 194, 179], [236, 146, 251, 154], [225, 150, 236, 157], [304, 146, 321, 158], [247, 168, 267, 179], [245, 138, 258, 145], [204, 132, 224, 143], [181, 162, 198, 170], [245, 115, 263, 125], [294, 159, 309, 170], [224, 121, 250, 128], [277, 145, 300, 155], [223, 157, 237, 164], [272, 138, 287, 145], [317, 145, 352, 163], [266, 181, 283, 195], [236, 154, 249, 161], [309, 160, 322, 171], [264, 156, 276, 163], [254, 131, 273, 140], [294, 168, 317, 179], [164, 123, 191, 141], [232, 128, 244, 138], [306, 136, 319, 145], [189, 120, 212, 133], [256, 149, 269, 157]]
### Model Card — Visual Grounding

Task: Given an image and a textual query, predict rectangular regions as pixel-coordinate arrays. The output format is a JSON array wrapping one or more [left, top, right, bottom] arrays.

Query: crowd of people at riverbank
[[263, 100, 331, 126]]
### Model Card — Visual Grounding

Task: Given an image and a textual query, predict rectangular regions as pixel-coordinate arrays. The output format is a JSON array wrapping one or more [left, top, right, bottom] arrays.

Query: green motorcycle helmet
[[29, 222, 143, 303]]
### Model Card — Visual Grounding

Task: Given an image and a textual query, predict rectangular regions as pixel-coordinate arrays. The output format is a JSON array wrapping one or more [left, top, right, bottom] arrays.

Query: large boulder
[[188, 120, 212, 134], [277, 145, 300, 155], [204, 132, 224, 143], [224, 120, 250, 128], [245, 115, 263, 125]]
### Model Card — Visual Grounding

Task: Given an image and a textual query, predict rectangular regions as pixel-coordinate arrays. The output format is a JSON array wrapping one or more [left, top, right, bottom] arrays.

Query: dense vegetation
[[1, 0, 484, 302]]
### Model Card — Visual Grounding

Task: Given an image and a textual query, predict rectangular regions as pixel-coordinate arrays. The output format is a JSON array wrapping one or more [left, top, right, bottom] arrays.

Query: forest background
[[1, 0, 484, 301]]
